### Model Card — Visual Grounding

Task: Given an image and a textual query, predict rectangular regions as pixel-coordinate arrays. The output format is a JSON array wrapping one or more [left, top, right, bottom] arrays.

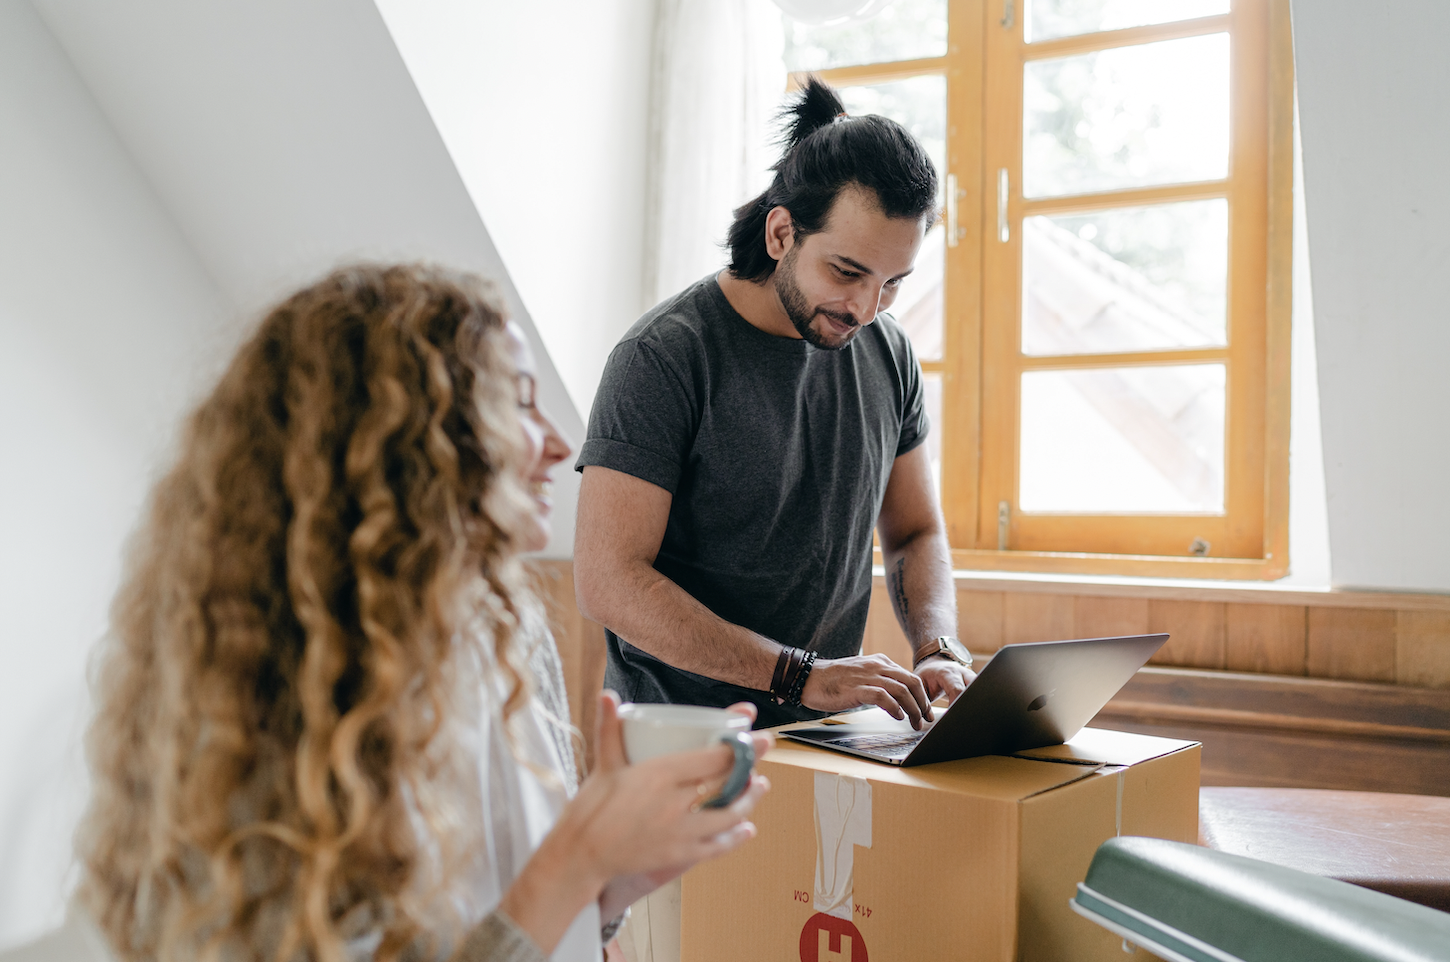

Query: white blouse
[[1, 617, 597, 962]]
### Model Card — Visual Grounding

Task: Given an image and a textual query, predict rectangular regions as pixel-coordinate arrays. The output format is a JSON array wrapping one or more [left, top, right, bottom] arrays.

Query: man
[[574, 78, 973, 730]]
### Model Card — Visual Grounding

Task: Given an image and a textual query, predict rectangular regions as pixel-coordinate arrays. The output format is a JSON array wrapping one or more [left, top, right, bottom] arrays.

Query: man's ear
[[764, 206, 795, 262]]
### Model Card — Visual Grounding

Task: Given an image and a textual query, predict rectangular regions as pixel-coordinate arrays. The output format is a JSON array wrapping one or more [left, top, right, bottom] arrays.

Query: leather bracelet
[[770, 646, 794, 699], [782, 650, 817, 707], [774, 647, 797, 703]]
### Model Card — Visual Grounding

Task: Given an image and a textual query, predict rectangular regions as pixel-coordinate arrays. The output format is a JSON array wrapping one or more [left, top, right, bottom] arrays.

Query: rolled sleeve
[[576, 437, 682, 494], [575, 338, 697, 494]]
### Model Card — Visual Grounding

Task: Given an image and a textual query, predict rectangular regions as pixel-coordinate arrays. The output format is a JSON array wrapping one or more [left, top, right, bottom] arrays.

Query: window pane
[[1022, 199, 1227, 355], [1023, 33, 1229, 198], [923, 372, 943, 498], [1026, 0, 1228, 44], [838, 75, 946, 183], [839, 77, 946, 359], [782, 0, 947, 72], [1019, 365, 1224, 513], [891, 222, 944, 359]]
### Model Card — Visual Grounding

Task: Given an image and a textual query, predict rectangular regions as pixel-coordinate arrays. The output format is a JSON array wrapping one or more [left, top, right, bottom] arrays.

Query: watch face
[[943, 637, 971, 664]]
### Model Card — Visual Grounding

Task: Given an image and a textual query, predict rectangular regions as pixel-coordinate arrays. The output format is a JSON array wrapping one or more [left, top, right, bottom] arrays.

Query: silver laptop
[[781, 634, 1168, 767]]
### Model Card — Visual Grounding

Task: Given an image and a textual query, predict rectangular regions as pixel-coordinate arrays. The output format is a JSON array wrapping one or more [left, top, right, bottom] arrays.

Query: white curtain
[[642, 0, 787, 310]]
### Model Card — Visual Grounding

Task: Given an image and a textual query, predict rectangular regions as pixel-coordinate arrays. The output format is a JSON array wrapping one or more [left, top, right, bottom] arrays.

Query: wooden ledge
[[869, 565, 1450, 612]]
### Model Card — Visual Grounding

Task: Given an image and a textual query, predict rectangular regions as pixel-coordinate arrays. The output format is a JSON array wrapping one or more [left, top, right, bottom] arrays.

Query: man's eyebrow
[[833, 254, 915, 281]]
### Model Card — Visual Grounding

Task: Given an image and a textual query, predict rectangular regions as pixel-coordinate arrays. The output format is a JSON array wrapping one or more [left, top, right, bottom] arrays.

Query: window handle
[[1001, 0, 1014, 30], [945, 173, 965, 248], [997, 168, 1010, 243], [998, 500, 1011, 550]]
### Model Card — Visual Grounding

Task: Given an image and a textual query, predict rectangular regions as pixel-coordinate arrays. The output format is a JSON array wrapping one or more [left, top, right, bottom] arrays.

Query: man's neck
[[716, 270, 800, 341]]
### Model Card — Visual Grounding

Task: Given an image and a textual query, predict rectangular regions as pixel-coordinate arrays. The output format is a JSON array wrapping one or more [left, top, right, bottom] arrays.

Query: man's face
[[772, 186, 928, 350]]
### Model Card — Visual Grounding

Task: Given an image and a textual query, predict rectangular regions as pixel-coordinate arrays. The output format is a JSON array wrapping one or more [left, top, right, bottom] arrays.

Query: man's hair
[[727, 76, 939, 282]]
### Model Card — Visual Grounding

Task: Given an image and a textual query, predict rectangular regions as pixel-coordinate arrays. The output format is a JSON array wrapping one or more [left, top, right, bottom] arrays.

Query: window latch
[[997, 168, 1010, 243], [1001, 0, 1014, 30], [998, 500, 1011, 550]]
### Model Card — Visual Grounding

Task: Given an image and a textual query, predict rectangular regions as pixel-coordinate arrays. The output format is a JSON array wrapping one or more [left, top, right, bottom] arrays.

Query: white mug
[[617, 703, 755, 809]]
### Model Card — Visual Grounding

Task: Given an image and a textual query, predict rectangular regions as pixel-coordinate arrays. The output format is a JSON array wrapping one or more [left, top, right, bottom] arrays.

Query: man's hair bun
[[726, 76, 939, 283], [780, 75, 847, 153]]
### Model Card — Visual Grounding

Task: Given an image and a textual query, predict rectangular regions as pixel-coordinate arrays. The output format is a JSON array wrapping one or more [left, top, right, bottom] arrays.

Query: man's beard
[[775, 246, 861, 350]]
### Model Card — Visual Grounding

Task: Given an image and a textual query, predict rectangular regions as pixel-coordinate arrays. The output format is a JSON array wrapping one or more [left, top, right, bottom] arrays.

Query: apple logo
[[1027, 693, 1050, 712]]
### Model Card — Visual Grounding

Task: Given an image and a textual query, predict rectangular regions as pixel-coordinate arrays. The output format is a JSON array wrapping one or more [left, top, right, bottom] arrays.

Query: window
[[786, 0, 1293, 578]]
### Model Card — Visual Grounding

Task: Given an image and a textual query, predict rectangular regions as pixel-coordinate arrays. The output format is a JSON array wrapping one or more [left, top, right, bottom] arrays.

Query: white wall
[[375, 0, 657, 420], [0, 0, 230, 944], [32, 0, 583, 559], [2, 0, 620, 945], [1292, 0, 1450, 592]]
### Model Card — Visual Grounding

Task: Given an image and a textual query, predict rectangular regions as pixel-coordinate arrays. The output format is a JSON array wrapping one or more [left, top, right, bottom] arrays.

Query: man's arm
[[876, 444, 974, 703], [574, 465, 934, 727]]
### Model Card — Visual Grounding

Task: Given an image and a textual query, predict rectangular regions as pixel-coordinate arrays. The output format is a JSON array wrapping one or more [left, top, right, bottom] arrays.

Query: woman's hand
[[498, 693, 771, 954], [596, 700, 773, 920]]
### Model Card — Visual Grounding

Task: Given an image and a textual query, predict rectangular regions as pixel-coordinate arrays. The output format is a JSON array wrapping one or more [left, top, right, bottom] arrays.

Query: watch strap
[[913, 636, 971, 670]]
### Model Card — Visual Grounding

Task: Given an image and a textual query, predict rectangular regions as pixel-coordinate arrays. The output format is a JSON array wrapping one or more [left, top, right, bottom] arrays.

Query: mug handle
[[701, 731, 756, 809]]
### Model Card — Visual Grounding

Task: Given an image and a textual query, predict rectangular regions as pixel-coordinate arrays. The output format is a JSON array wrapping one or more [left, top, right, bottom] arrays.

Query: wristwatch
[[913, 635, 973, 670]]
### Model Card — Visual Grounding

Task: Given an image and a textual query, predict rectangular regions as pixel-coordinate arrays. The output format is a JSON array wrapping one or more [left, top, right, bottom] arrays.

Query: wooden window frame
[[796, 0, 1294, 580]]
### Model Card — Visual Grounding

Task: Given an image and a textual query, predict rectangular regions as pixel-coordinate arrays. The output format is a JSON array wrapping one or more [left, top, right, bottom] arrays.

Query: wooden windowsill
[[871, 560, 1450, 612]]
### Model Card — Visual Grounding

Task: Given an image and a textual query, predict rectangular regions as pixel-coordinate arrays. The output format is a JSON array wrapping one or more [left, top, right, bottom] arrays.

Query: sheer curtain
[[641, 0, 786, 310]]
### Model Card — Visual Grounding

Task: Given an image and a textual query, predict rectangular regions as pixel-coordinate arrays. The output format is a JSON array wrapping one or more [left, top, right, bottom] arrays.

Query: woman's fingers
[[631, 741, 744, 787], [724, 701, 758, 724], [593, 690, 629, 773]]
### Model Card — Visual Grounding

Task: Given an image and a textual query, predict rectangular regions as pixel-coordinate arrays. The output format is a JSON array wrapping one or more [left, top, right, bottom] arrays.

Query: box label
[[799, 912, 868, 962]]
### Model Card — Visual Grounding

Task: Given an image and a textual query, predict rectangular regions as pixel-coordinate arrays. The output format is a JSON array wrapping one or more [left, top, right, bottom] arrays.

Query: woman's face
[[504, 322, 571, 552]]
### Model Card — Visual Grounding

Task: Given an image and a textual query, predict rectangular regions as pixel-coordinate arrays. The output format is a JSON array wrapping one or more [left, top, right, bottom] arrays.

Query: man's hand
[[800, 653, 935, 729], [914, 655, 975, 705]]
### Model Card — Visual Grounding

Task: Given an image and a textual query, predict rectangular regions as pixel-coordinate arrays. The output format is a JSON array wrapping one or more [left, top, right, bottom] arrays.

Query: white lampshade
[[772, 0, 898, 27]]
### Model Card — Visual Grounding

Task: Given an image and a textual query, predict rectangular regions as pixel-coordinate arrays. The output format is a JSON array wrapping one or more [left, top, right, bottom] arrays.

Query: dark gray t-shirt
[[575, 274, 927, 726]]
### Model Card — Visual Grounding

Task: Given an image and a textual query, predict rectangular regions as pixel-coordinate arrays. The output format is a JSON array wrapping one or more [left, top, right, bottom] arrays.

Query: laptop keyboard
[[829, 731, 925, 755]]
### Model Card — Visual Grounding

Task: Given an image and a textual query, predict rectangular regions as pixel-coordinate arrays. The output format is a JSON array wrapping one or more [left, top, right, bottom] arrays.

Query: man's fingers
[[861, 687, 907, 721], [880, 668, 933, 725], [875, 678, 926, 729]]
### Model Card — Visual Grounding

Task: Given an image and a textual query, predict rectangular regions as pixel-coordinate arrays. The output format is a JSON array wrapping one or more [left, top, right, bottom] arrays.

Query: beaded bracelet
[[782, 650, 817, 707]]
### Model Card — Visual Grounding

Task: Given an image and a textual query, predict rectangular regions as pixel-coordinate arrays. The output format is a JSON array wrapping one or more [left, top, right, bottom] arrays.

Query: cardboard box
[[681, 722, 1199, 962]]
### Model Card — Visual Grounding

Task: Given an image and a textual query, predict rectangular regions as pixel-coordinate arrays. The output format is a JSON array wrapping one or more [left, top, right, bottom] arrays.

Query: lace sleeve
[[455, 909, 547, 962]]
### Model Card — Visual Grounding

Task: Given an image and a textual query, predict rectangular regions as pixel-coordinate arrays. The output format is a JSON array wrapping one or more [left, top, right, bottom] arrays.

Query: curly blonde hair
[[76, 264, 538, 962]]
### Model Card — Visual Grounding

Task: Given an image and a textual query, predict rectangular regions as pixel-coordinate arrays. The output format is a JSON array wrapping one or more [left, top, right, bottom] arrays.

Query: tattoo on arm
[[889, 557, 908, 624]]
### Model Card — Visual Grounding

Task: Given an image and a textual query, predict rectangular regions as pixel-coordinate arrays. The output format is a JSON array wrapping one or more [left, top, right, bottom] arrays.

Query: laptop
[[781, 633, 1168, 767]]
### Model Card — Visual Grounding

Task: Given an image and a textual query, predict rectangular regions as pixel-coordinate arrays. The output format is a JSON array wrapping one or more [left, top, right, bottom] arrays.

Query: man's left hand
[[914, 656, 975, 705]]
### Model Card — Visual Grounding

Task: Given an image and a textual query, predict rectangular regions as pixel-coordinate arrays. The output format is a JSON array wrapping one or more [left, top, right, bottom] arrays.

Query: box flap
[[1012, 727, 1198, 767], [762, 741, 1102, 801]]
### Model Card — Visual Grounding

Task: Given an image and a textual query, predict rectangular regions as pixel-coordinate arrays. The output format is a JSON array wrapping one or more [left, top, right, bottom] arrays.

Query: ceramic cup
[[616, 703, 755, 809]]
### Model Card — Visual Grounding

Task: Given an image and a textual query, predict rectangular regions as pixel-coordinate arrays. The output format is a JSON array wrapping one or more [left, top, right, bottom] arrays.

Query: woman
[[38, 265, 768, 962]]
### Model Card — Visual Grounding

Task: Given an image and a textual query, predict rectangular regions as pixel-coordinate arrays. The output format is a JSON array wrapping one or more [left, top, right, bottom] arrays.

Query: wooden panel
[[1094, 667, 1450, 797], [1398, 610, 1450, 690], [1073, 595, 1149, 640], [959, 589, 1005, 654], [1225, 603, 1305, 674], [1003, 591, 1075, 646], [1106, 721, 1450, 797], [1307, 607, 1396, 683], [1148, 600, 1226, 669]]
